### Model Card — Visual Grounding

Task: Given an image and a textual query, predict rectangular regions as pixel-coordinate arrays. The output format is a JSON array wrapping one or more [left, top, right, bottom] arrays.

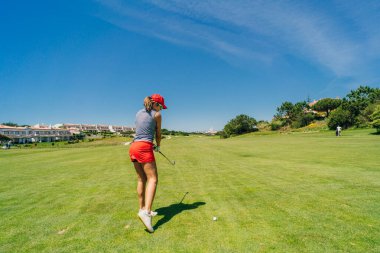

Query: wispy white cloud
[[95, 0, 380, 79], [95, 0, 278, 62]]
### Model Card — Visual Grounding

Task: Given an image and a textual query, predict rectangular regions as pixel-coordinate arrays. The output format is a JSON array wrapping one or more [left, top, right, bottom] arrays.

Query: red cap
[[151, 94, 167, 109]]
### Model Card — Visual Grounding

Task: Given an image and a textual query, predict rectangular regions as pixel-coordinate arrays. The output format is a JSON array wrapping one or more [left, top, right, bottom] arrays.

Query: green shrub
[[223, 114, 258, 137], [270, 120, 283, 131], [218, 131, 229, 139], [292, 113, 315, 129], [291, 120, 302, 129], [370, 105, 380, 133], [328, 107, 352, 129]]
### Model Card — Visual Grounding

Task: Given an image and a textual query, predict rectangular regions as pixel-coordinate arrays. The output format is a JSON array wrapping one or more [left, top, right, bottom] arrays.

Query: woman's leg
[[142, 162, 158, 212], [133, 162, 147, 210]]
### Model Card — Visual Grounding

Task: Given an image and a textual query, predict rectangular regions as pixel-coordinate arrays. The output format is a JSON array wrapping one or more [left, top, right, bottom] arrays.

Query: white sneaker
[[138, 210, 154, 233], [139, 209, 158, 216]]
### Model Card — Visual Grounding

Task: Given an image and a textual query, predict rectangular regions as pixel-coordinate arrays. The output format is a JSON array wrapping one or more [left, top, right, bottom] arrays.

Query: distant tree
[[312, 98, 341, 117], [327, 107, 352, 130], [161, 128, 170, 135], [302, 113, 316, 126], [343, 86, 380, 118], [223, 114, 258, 137], [161, 128, 190, 136], [339, 86, 380, 127], [370, 105, 380, 133], [292, 113, 315, 128], [346, 85, 380, 105], [355, 103, 379, 127], [275, 101, 309, 128], [1, 122, 19, 127], [294, 101, 309, 112], [256, 120, 270, 131], [276, 101, 309, 119], [270, 120, 283, 131], [275, 101, 294, 123], [217, 131, 229, 139]]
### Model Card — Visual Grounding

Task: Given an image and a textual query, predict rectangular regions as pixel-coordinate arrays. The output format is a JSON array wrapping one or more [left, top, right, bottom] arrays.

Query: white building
[[62, 123, 82, 129], [0, 125, 71, 144], [205, 128, 218, 135], [111, 125, 135, 133], [96, 125, 110, 132], [61, 123, 135, 133], [81, 124, 97, 131]]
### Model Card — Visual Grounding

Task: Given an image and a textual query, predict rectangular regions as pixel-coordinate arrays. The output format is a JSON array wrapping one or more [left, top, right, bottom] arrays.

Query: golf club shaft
[[158, 150, 175, 165], [179, 192, 189, 204]]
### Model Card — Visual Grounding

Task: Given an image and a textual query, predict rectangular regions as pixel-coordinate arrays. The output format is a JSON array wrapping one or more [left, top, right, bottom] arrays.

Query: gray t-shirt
[[134, 109, 157, 143]]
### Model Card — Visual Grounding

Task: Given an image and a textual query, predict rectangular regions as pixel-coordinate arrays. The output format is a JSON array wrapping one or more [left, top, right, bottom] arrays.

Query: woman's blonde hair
[[143, 96, 153, 111]]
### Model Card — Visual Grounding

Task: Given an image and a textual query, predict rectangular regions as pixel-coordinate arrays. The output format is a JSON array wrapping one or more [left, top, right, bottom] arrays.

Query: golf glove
[[154, 145, 160, 152]]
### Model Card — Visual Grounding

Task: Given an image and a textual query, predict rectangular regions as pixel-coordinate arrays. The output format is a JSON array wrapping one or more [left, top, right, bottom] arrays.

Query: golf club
[[179, 192, 189, 204], [158, 150, 176, 166]]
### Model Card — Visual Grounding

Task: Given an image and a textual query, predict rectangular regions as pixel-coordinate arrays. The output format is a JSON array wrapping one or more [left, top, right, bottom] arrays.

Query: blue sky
[[1, 0, 380, 131]]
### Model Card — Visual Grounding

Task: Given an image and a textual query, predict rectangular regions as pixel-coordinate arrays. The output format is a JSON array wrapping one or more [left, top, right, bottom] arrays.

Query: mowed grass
[[0, 130, 379, 252]]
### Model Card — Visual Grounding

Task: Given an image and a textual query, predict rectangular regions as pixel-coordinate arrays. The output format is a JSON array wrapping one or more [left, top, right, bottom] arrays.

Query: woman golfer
[[129, 94, 167, 232]]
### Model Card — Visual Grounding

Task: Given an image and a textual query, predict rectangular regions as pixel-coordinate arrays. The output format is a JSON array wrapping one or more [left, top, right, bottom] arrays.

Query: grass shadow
[[153, 201, 206, 230]]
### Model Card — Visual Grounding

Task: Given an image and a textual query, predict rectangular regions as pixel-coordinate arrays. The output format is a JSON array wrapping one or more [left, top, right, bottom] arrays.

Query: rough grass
[[0, 129, 379, 252]]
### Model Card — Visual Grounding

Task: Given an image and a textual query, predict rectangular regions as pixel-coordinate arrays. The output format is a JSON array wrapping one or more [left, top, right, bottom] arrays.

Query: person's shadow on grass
[[153, 200, 206, 230]]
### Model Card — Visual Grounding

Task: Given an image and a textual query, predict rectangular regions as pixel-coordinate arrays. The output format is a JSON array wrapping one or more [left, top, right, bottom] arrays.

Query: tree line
[[221, 85, 380, 138]]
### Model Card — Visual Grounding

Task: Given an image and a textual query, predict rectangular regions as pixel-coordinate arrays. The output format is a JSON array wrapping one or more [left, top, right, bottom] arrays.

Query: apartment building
[[61, 123, 134, 133], [111, 126, 134, 132], [0, 125, 71, 144], [0, 122, 135, 144]]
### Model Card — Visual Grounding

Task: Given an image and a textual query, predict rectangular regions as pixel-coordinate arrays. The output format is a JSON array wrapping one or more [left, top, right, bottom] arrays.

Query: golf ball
[[213, 216, 217, 221]]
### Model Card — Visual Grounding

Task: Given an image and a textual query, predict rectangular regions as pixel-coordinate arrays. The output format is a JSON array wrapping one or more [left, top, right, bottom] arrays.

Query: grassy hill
[[0, 129, 379, 252]]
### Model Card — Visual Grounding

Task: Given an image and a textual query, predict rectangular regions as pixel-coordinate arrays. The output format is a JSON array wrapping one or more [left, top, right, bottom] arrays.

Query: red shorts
[[129, 141, 155, 163]]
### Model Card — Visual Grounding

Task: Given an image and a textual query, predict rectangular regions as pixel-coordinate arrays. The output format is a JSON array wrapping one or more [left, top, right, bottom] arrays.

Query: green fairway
[[1, 130, 379, 252]]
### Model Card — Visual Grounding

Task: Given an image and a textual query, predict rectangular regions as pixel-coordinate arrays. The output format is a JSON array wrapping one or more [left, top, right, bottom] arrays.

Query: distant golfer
[[337, 125, 342, 136], [129, 94, 167, 233]]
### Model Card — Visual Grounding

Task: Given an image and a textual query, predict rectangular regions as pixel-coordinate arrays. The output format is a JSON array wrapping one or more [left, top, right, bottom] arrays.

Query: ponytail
[[144, 96, 153, 111]]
